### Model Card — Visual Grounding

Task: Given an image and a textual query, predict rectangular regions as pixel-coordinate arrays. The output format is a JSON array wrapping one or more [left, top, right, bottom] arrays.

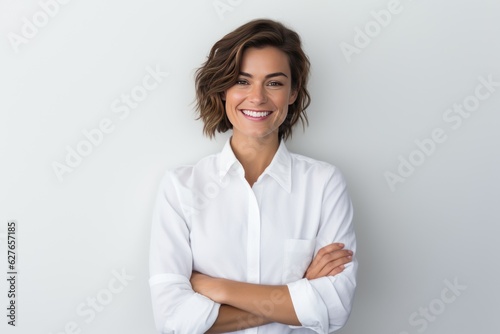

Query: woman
[[149, 19, 357, 333]]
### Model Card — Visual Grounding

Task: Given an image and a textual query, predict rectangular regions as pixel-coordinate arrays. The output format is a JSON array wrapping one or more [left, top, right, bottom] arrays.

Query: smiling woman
[[225, 47, 296, 143], [194, 19, 310, 142], [149, 19, 357, 334]]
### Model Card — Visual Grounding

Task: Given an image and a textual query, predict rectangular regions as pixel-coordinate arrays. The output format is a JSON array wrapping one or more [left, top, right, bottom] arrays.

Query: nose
[[248, 84, 267, 104]]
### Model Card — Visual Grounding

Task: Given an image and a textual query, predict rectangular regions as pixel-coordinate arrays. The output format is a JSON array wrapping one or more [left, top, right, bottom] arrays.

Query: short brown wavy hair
[[195, 19, 311, 140]]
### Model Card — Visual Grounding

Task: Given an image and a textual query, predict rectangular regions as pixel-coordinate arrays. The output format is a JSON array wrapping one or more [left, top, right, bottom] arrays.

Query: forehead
[[240, 46, 291, 75]]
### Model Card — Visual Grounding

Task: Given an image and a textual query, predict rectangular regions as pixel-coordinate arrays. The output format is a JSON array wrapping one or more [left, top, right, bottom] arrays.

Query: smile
[[240, 109, 273, 118]]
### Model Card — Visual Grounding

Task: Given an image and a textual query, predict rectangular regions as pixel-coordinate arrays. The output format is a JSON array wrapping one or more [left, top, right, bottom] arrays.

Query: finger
[[307, 243, 345, 273], [305, 254, 353, 279], [311, 244, 350, 268], [317, 255, 352, 277], [316, 243, 345, 257], [305, 243, 351, 278], [305, 253, 338, 278], [313, 250, 353, 273], [327, 265, 345, 277]]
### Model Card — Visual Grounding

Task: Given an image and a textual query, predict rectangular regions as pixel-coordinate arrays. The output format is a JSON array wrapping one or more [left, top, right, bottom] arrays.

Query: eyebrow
[[239, 71, 289, 79]]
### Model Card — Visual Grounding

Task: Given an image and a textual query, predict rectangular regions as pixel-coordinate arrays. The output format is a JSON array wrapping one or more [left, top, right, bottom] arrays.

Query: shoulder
[[161, 151, 220, 185], [289, 151, 339, 177], [288, 151, 349, 193]]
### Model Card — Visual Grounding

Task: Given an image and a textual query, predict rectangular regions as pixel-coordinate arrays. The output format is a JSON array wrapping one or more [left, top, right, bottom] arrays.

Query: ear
[[288, 89, 298, 105]]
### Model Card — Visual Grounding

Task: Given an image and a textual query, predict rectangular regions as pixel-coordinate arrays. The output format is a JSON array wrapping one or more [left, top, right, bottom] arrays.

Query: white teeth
[[241, 110, 271, 118]]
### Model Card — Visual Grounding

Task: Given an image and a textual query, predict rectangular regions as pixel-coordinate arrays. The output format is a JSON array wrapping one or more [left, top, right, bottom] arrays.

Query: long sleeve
[[149, 170, 221, 333], [286, 166, 357, 333]]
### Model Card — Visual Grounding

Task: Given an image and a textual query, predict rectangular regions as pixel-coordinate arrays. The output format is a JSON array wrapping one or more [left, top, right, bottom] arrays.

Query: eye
[[268, 81, 283, 87], [236, 79, 248, 85]]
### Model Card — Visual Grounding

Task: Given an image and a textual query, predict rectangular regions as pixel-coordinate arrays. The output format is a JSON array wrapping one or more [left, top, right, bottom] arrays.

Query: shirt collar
[[219, 138, 241, 180], [219, 137, 292, 193]]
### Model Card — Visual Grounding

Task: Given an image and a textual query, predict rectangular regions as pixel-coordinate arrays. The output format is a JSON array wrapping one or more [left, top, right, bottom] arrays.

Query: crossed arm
[[190, 243, 354, 333]]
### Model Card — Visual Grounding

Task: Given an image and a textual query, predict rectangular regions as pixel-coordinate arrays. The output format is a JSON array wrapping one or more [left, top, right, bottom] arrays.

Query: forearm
[[219, 281, 301, 326], [206, 304, 271, 333], [191, 242, 354, 331]]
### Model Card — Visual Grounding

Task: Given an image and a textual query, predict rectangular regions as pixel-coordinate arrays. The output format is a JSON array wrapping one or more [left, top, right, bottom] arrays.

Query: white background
[[1, 0, 499, 333]]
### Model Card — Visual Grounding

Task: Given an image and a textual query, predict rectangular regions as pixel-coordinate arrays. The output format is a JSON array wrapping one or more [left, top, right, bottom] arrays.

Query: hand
[[304, 243, 353, 280], [190, 271, 226, 303]]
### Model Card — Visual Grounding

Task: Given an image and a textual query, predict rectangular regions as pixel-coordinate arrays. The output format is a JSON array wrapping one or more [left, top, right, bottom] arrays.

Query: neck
[[230, 132, 280, 186]]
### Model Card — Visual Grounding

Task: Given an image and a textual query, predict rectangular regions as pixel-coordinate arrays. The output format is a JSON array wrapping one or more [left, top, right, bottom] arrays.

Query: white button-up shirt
[[149, 139, 357, 334]]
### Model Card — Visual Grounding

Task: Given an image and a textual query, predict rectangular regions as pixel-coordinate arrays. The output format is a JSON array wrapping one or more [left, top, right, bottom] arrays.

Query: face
[[224, 46, 297, 141]]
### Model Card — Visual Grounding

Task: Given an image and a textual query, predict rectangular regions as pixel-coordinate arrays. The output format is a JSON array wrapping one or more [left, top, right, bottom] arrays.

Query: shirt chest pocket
[[282, 238, 316, 283]]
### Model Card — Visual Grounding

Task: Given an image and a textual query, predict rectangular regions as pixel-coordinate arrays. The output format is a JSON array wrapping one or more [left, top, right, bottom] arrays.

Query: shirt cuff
[[163, 293, 221, 333], [287, 278, 328, 333]]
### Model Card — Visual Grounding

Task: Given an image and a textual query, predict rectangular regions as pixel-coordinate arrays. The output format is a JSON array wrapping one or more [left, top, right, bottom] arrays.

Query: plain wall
[[1, 0, 499, 333]]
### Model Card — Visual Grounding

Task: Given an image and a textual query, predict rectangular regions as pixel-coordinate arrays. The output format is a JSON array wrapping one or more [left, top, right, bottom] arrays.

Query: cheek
[[225, 89, 246, 105], [276, 95, 292, 114], [273, 105, 289, 124], [276, 91, 293, 106]]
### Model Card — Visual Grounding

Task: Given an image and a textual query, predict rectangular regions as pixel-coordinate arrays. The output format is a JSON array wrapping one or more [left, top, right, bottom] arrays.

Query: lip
[[239, 109, 273, 121]]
